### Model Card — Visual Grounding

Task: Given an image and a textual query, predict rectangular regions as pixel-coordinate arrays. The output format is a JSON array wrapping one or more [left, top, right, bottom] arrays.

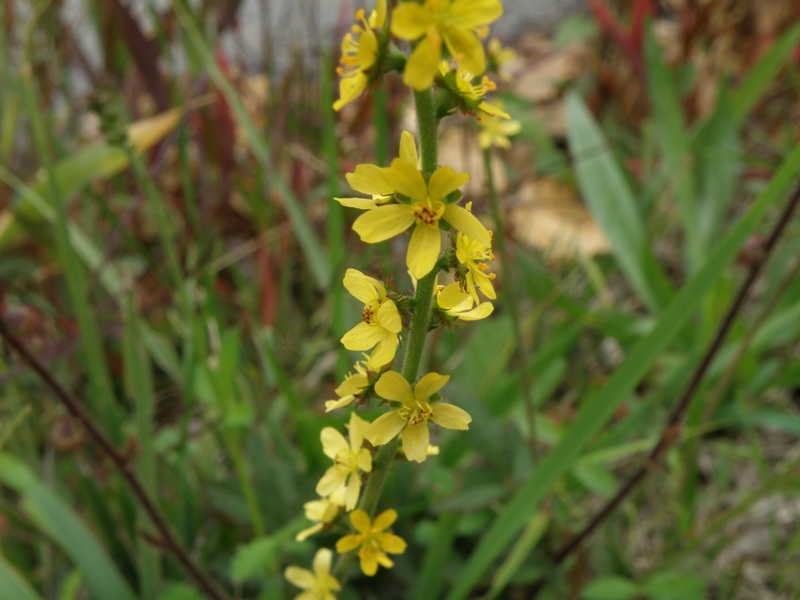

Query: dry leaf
[[510, 178, 610, 260]]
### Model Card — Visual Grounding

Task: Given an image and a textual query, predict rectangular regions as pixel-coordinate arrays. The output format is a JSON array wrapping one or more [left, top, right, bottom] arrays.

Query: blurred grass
[[0, 2, 799, 600]]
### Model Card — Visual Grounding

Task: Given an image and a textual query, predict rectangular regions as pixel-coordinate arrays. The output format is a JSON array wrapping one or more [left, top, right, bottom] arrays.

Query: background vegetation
[[1, 1, 800, 599]]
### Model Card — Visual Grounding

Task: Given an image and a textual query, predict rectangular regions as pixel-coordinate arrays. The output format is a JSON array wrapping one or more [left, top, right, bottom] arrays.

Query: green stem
[[483, 148, 537, 462]]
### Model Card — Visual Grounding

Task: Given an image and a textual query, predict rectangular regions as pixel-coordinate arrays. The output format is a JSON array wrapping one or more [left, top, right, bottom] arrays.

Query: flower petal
[[341, 322, 383, 351], [359, 550, 379, 576], [325, 395, 356, 412], [414, 372, 450, 401], [350, 509, 372, 533], [353, 205, 415, 243], [456, 302, 494, 320], [437, 282, 472, 311], [348, 412, 368, 449], [312, 548, 334, 576], [343, 268, 385, 304], [376, 299, 402, 333], [365, 410, 406, 446], [285, 566, 315, 589], [346, 164, 393, 196], [335, 196, 379, 210], [373, 508, 398, 531], [366, 332, 398, 369], [333, 70, 368, 111], [407, 224, 441, 280], [402, 422, 430, 462], [390, 3, 431, 40], [443, 205, 491, 246], [399, 130, 418, 166], [378, 532, 408, 554], [316, 467, 346, 497], [357, 448, 373, 473], [320, 427, 349, 459], [451, 0, 504, 28], [336, 534, 362, 553], [428, 166, 470, 201], [381, 158, 427, 199], [345, 472, 361, 510], [295, 523, 323, 542], [430, 403, 472, 430], [375, 371, 414, 403], [402, 35, 441, 91], [443, 26, 485, 75]]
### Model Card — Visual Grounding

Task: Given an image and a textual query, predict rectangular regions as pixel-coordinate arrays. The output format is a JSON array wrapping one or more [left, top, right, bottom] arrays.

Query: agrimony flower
[[365, 371, 471, 462], [456, 231, 497, 301], [345, 132, 490, 280], [325, 360, 370, 412], [334, 0, 388, 111], [436, 282, 493, 320], [340, 269, 401, 369], [391, 0, 504, 90], [316, 413, 373, 511], [487, 37, 516, 82], [437, 61, 509, 118], [336, 509, 407, 576], [477, 101, 521, 149], [296, 489, 345, 541], [284, 548, 341, 600]]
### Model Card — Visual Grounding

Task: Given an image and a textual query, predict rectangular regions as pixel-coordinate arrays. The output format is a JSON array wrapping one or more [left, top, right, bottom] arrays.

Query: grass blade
[[0, 553, 44, 600]]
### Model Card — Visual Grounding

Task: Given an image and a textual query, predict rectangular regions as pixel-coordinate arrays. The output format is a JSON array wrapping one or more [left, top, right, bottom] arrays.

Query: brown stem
[[0, 319, 231, 600], [536, 185, 800, 590]]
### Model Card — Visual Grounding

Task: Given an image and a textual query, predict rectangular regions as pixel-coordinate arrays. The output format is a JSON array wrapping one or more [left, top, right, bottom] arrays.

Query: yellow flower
[[340, 269, 402, 369], [438, 61, 509, 118], [487, 37, 516, 82], [365, 371, 471, 462], [325, 361, 370, 412], [284, 548, 341, 600], [295, 491, 344, 541], [436, 282, 494, 320], [335, 509, 407, 576], [334, 0, 388, 111], [343, 132, 490, 280], [391, 0, 504, 90], [477, 103, 521, 149], [456, 231, 497, 301], [316, 413, 373, 510]]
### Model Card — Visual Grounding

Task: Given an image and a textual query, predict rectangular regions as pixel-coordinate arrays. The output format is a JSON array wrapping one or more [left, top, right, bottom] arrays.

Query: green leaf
[[642, 571, 705, 600], [0, 552, 43, 600], [230, 518, 305, 583], [581, 576, 640, 600], [0, 454, 136, 600], [444, 141, 800, 600], [567, 92, 673, 312]]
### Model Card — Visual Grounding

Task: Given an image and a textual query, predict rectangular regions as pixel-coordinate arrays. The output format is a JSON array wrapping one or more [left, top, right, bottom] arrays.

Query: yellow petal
[[414, 372, 450, 401], [341, 322, 383, 351], [376, 299, 402, 333], [348, 412, 369, 449], [428, 166, 470, 201], [316, 467, 346, 497], [367, 331, 398, 368], [320, 427, 349, 459], [335, 196, 379, 210], [335, 372, 369, 396], [350, 509, 372, 533], [343, 268, 385, 303], [390, 3, 431, 39], [336, 534, 362, 553], [346, 164, 393, 196], [352, 205, 415, 243], [357, 448, 373, 473], [451, 0, 504, 28], [285, 566, 315, 589], [373, 508, 398, 531], [379, 533, 407, 554], [333, 71, 368, 111], [402, 35, 441, 91], [399, 130, 418, 166], [407, 224, 441, 280], [473, 268, 497, 299], [295, 523, 323, 542], [381, 158, 427, 199], [312, 548, 334, 576], [402, 422, 430, 462], [430, 403, 472, 430], [357, 29, 378, 70], [365, 410, 406, 446], [375, 371, 414, 403], [325, 395, 356, 412], [373, 0, 388, 28], [478, 101, 510, 119], [360, 551, 379, 576], [443, 26, 485, 75], [345, 473, 361, 510], [456, 302, 494, 320], [443, 205, 491, 246], [437, 282, 472, 310]]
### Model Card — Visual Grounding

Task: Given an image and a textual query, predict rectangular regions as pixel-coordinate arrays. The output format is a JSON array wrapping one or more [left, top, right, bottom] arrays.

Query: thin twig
[[537, 184, 800, 587], [0, 319, 231, 600]]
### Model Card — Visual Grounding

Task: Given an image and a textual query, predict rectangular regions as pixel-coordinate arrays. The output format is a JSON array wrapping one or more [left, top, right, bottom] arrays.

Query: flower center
[[412, 200, 444, 227], [398, 401, 433, 425]]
